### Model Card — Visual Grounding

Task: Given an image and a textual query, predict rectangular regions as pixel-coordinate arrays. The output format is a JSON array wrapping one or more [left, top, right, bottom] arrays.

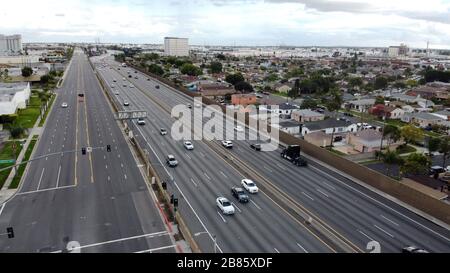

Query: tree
[[40, 74, 51, 84], [9, 125, 24, 139], [383, 124, 401, 146], [326, 89, 343, 149], [427, 137, 441, 155], [300, 97, 318, 109], [21, 66, 33, 77], [265, 73, 278, 82], [216, 53, 226, 60], [348, 77, 363, 88], [380, 150, 403, 177], [147, 64, 164, 76], [374, 96, 385, 105], [234, 81, 253, 93], [285, 68, 304, 78], [180, 63, 202, 76], [225, 73, 245, 86], [209, 62, 223, 74], [439, 137, 450, 168], [401, 153, 430, 176], [374, 76, 388, 90], [288, 79, 300, 99], [401, 125, 424, 145]]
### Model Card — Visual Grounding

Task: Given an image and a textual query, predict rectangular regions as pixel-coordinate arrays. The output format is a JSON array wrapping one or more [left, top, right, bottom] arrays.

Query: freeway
[[0, 50, 175, 253], [94, 58, 335, 253], [99, 55, 450, 253]]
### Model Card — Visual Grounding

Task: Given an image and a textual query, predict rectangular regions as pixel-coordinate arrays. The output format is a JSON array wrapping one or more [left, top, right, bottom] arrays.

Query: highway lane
[[101, 56, 450, 253], [0, 51, 175, 253], [95, 61, 334, 253]]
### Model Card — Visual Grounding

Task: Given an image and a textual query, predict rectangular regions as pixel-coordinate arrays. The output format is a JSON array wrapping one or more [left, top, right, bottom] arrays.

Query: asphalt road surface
[[0, 50, 175, 253], [94, 55, 450, 253]]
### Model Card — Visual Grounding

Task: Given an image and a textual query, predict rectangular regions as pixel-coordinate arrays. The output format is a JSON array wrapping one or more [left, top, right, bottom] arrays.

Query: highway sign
[[0, 159, 15, 164], [116, 110, 147, 120]]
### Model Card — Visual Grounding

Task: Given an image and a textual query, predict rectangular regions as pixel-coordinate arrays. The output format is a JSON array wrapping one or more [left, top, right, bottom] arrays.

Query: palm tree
[[326, 89, 343, 149]]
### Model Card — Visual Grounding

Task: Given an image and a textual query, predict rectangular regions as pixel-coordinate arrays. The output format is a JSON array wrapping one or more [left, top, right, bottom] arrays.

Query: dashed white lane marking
[[108, 176, 111, 181], [276, 163, 287, 171], [52, 231, 169, 252], [37, 168, 45, 190], [263, 165, 273, 173], [105, 165, 108, 169], [217, 211, 227, 223], [204, 172, 211, 180], [302, 192, 314, 201], [316, 188, 329, 198], [296, 243, 308, 253], [0, 203, 5, 218], [380, 215, 399, 226], [358, 229, 375, 241], [374, 224, 394, 238], [232, 202, 242, 213], [274, 248, 280, 253], [124, 174, 127, 180], [190, 178, 198, 187], [250, 200, 262, 210], [220, 171, 227, 178]]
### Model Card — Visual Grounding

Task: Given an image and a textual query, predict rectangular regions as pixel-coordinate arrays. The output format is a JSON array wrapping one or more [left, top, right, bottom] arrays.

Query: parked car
[[160, 128, 168, 135], [183, 141, 194, 150], [222, 140, 233, 148], [250, 143, 261, 151], [166, 155, 178, 167], [216, 197, 235, 215], [231, 187, 249, 203], [402, 246, 429, 253], [429, 166, 445, 175], [137, 118, 145, 125], [241, 179, 259, 193]]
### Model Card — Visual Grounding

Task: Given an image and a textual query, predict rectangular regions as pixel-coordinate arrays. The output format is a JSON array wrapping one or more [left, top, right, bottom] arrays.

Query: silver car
[[167, 155, 178, 167]]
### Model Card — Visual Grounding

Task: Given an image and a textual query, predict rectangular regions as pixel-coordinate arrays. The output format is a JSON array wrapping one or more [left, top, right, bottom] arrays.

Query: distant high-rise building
[[0, 34, 23, 55], [164, 37, 189, 57], [388, 43, 408, 57]]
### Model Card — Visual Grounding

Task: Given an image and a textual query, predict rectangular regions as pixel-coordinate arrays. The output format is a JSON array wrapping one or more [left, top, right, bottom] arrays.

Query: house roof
[[353, 129, 382, 142], [433, 110, 450, 116], [278, 103, 299, 110], [292, 109, 324, 117], [304, 119, 352, 131], [278, 120, 302, 128], [348, 98, 375, 105], [412, 112, 444, 121]]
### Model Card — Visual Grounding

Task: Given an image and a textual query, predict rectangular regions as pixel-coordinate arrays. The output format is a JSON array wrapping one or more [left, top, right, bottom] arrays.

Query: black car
[[402, 246, 429, 253], [128, 75, 132, 78], [231, 187, 249, 203], [155, 85, 160, 89], [250, 143, 261, 151]]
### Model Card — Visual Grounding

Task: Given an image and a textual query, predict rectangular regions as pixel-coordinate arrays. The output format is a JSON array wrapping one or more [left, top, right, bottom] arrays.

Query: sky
[[1, 0, 450, 49]]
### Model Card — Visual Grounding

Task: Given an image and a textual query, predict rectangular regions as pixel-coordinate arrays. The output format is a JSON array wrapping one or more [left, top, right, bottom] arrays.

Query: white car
[[194, 103, 201, 108], [61, 102, 68, 108], [137, 118, 145, 125], [184, 141, 194, 150], [130, 85, 134, 88], [115, 92, 119, 95], [222, 140, 233, 148], [216, 197, 235, 215], [241, 179, 259, 194], [123, 101, 130, 106], [234, 126, 244, 132], [167, 155, 178, 167]]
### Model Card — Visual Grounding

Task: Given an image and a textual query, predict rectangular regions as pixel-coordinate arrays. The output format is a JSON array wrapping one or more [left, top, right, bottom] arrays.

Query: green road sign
[[0, 159, 15, 164]]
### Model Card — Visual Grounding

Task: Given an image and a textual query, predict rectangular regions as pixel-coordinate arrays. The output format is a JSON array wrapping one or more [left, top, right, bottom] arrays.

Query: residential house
[[401, 112, 445, 128], [273, 120, 302, 135], [274, 103, 299, 118], [344, 98, 375, 113], [430, 110, 450, 121], [292, 109, 325, 123], [301, 119, 357, 136], [368, 104, 405, 119], [274, 83, 292, 94], [407, 85, 449, 100], [0, 82, 31, 115], [231, 94, 257, 106], [348, 129, 398, 153], [304, 131, 332, 147]]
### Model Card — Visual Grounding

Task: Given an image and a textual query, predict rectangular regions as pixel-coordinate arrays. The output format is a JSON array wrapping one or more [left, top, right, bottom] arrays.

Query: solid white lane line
[[190, 178, 198, 187], [217, 211, 227, 223], [18, 185, 76, 196], [56, 165, 61, 188], [380, 215, 400, 227], [358, 230, 375, 241], [296, 243, 308, 253], [302, 192, 314, 201], [374, 225, 394, 238], [37, 168, 45, 190], [134, 244, 176, 253], [316, 188, 329, 198], [250, 200, 262, 210]]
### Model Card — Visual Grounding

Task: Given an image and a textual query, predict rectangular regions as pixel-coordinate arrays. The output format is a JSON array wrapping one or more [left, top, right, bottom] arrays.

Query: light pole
[[194, 232, 217, 253]]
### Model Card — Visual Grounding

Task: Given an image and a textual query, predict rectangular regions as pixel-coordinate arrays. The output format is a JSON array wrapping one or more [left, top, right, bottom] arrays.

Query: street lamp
[[194, 232, 217, 253]]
